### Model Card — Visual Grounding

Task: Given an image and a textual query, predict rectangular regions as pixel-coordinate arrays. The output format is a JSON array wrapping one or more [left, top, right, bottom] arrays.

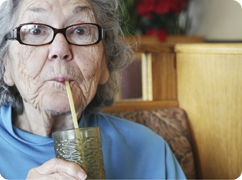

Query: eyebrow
[[73, 6, 92, 14], [26, 5, 92, 15], [27, 7, 46, 13]]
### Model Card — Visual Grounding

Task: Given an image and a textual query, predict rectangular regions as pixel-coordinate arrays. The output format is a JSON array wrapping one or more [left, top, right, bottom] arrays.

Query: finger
[[27, 168, 43, 179], [27, 166, 86, 180], [35, 158, 87, 180], [48, 172, 83, 180], [27, 169, 76, 180]]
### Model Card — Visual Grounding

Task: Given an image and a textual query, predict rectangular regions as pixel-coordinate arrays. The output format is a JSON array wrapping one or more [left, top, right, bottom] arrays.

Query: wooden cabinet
[[176, 44, 242, 179]]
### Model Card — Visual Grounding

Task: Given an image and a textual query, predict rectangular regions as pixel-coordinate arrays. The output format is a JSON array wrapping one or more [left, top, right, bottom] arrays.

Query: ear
[[98, 65, 109, 85], [98, 55, 109, 85], [3, 59, 15, 86]]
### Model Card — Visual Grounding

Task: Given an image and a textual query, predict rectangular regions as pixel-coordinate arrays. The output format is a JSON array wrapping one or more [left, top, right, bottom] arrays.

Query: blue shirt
[[0, 105, 186, 179]]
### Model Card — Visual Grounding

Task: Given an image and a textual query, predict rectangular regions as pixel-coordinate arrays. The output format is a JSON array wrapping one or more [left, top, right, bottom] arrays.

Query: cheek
[[74, 45, 104, 79], [70, 45, 105, 107], [10, 44, 47, 82]]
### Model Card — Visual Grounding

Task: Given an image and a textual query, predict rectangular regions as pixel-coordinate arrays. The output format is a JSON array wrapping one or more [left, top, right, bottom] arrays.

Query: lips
[[51, 77, 74, 84]]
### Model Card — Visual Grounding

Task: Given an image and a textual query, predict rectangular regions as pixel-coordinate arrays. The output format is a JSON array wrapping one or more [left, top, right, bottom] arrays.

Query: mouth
[[51, 77, 74, 85]]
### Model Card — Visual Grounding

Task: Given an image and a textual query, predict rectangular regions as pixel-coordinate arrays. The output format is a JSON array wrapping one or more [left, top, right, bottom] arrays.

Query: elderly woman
[[0, 0, 186, 179]]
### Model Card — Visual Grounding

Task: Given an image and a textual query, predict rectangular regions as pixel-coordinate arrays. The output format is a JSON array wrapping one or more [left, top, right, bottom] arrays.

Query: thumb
[[36, 158, 87, 179]]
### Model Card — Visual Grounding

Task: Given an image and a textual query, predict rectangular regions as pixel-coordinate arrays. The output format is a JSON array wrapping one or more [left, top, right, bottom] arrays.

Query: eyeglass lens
[[19, 24, 99, 45]]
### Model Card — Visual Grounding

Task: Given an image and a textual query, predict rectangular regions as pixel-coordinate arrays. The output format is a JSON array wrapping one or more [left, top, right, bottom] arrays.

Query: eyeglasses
[[6, 23, 105, 46]]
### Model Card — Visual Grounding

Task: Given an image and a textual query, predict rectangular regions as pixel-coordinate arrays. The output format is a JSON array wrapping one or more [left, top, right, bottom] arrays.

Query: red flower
[[170, 0, 188, 14], [145, 28, 167, 42], [155, 0, 171, 15], [157, 29, 167, 42], [145, 28, 158, 36], [137, 0, 189, 36], [147, 0, 188, 15], [137, 0, 156, 19]]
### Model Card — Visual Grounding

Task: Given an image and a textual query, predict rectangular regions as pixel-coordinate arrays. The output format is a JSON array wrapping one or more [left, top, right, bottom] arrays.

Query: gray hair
[[0, 0, 134, 114]]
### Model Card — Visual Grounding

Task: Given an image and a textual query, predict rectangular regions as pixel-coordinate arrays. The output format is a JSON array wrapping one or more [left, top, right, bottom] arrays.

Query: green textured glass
[[52, 127, 105, 179]]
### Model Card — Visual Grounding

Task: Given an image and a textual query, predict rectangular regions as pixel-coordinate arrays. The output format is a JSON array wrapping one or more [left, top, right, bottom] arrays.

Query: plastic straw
[[65, 81, 79, 129]]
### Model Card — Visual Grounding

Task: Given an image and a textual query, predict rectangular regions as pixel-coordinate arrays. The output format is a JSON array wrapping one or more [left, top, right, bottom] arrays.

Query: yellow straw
[[65, 81, 79, 129]]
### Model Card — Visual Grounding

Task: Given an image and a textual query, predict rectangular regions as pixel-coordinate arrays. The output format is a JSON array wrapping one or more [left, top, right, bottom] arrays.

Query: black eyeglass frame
[[7, 23, 105, 46]]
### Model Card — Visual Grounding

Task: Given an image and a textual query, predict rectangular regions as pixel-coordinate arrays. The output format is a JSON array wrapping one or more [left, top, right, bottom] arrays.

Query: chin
[[46, 105, 71, 115], [39, 90, 84, 115], [48, 110, 70, 116], [42, 96, 71, 113]]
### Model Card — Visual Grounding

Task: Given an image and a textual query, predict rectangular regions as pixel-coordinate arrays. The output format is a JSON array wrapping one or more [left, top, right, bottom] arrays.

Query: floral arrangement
[[136, 0, 192, 42]]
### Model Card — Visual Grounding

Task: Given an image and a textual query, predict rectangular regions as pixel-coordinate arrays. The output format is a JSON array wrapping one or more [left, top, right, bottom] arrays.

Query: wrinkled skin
[[26, 158, 87, 179], [4, 0, 109, 178], [4, 0, 109, 137]]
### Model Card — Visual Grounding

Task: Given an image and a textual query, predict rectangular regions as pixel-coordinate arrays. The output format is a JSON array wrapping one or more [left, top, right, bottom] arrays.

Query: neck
[[13, 103, 81, 137]]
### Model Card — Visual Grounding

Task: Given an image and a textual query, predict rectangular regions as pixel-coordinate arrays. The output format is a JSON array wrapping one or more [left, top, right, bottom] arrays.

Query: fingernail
[[78, 171, 87, 180]]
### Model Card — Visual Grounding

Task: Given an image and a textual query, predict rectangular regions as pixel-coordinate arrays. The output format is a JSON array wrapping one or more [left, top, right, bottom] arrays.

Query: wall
[[188, 0, 242, 41]]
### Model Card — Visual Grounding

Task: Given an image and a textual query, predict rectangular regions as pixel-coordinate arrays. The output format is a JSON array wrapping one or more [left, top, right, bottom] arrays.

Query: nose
[[48, 33, 73, 61]]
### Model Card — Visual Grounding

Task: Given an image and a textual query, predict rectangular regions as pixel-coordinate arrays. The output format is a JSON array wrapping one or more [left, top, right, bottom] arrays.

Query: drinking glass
[[52, 127, 105, 179]]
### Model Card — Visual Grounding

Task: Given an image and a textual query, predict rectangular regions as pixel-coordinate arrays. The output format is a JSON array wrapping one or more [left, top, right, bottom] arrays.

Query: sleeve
[[164, 141, 187, 179]]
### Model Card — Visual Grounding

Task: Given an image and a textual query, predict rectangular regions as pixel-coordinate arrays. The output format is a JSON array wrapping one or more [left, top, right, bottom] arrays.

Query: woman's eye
[[30, 27, 43, 35], [74, 28, 88, 35]]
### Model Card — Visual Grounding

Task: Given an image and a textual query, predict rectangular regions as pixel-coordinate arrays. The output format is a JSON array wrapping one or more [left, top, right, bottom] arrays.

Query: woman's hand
[[26, 158, 87, 180]]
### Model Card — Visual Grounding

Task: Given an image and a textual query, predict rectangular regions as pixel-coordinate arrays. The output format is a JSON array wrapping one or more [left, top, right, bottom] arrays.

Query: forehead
[[17, 0, 95, 24]]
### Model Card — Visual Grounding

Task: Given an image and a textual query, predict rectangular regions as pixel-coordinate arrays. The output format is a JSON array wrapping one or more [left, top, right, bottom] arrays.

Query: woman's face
[[4, 0, 109, 114]]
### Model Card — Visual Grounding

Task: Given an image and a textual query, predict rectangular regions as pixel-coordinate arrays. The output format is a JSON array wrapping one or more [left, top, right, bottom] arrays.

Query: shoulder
[[0, 104, 11, 114], [84, 112, 165, 146], [0, 105, 12, 127]]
